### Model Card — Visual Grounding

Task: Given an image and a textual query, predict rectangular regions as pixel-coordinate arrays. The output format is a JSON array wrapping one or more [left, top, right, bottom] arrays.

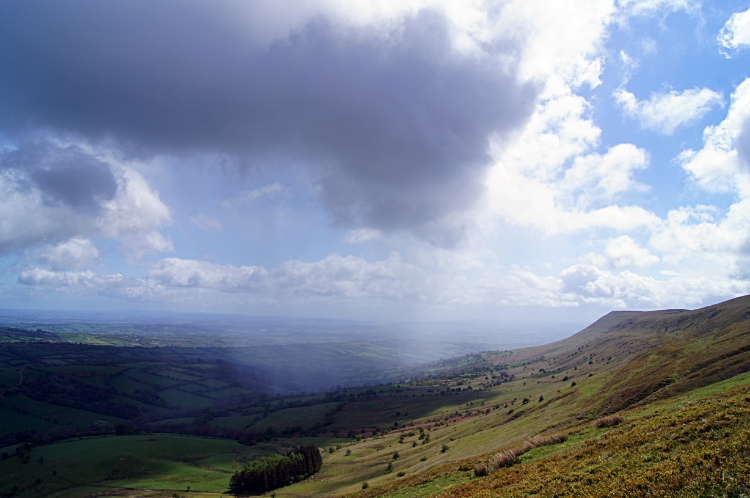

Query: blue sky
[[2, 0, 750, 322]]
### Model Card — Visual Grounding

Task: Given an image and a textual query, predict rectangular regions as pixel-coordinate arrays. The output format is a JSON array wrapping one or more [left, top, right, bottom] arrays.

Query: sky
[[2, 0, 750, 323]]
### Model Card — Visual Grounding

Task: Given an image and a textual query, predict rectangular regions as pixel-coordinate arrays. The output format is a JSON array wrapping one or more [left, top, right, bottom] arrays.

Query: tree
[[229, 444, 322, 495]]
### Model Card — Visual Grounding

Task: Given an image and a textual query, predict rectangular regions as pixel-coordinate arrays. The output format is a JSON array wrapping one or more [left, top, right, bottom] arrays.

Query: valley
[[1, 296, 750, 497]]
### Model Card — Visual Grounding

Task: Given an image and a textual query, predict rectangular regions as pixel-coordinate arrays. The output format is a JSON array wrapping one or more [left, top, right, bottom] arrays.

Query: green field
[[0, 434, 248, 496]]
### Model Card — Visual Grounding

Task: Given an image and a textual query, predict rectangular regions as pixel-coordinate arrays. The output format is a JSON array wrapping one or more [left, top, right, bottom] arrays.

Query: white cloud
[[39, 238, 100, 270], [0, 142, 173, 258], [562, 144, 650, 205], [616, 0, 699, 17], [16, 246, 750, 313], [650, 203, 750, 263], [614, 87, 724, 135], [481, 0, 685, 238], [718, 6, 750, 57], [190, 214, 223, 231], [486, 102, 659, 235], [149, 258, 267, 291], [560, 263, 658, 307], [97, 165, 174, 257], [604, 235, 659, 268], [18, 268, 126, 288], [679, 78, 750, 195], [147, 253, 432, 303], [499, 0, 612, 89]]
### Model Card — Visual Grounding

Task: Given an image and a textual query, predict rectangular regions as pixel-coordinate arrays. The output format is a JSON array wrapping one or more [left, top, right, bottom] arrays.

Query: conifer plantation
[[229, 444, 323, 494]]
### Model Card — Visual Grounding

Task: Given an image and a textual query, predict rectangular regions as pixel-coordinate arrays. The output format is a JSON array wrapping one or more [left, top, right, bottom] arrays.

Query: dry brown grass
[[474, 433, 568, 476], [593, 414, 625, 428]]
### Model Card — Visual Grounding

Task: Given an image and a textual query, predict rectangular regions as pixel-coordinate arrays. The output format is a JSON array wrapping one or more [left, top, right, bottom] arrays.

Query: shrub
[[441, 444, 450, 453], [474, 461, 491, 477], [362, 481, 369, 489], [492, 449, 519, 468], [474, 433, 568, 476], [594, 415, 625, 428], [397, 471, 406, 477]]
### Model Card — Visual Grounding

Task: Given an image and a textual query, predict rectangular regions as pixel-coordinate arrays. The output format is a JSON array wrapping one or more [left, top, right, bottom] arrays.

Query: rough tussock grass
[[593, 414, 625, 428], [442, 384, 750, 497], [473, 433, 568, 477]]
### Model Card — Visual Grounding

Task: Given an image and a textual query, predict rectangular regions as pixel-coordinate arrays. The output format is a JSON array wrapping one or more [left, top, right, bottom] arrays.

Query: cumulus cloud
[[20, 254, 573, 309], [614, 87, 724, 135], [679, 78, 750, 195], [16, 247, 750, 313], [0, 141, 173, 257], [486, 97, 659, 235], [19, 253, 432, 306], [718, 6, 750, 57], [604, 235, 659, 268], [560, 263, 658, 307], [562, 144, 650, 205], [0, 2, 537, 243], [18, 268, 126, 288], [38, 238, 100, 270], [149, 253, 430, 302], [649, 202, 750, 264]]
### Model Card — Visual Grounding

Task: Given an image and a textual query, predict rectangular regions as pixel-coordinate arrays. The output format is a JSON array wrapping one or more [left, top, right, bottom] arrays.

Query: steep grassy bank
[[351, 371, 750, 498]]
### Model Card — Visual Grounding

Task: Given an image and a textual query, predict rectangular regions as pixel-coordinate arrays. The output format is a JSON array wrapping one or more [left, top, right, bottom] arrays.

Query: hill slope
[[2, 296, 750, 497]]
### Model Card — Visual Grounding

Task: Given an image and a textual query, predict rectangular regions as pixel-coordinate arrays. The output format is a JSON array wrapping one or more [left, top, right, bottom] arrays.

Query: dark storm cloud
[[2, 142, 118, 213], [0, 1, 537, 242]]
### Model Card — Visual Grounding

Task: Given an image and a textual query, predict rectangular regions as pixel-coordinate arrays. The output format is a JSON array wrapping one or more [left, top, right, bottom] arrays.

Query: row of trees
[[229, 444, 323, 494]]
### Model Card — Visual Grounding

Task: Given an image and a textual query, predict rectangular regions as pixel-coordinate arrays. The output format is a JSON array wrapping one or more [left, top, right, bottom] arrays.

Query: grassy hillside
[[2, 296, 750, 497]]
